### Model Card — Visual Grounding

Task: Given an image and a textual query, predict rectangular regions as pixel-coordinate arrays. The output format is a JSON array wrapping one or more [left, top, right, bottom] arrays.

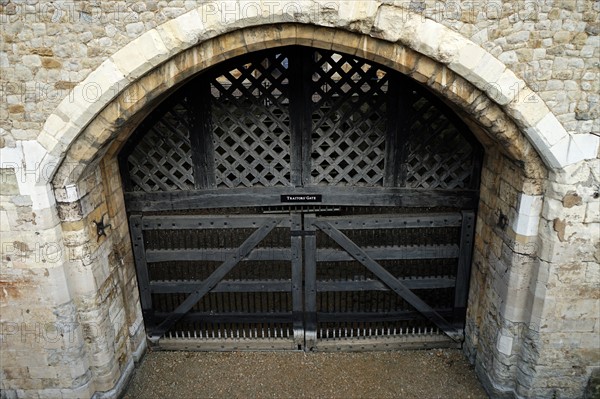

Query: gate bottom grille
[[153, 332, 461, 352]]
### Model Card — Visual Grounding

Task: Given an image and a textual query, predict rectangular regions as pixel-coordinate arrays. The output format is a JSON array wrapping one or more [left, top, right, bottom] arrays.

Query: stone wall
[[1, 1, 598, 144], [1, 1, 598, 398]]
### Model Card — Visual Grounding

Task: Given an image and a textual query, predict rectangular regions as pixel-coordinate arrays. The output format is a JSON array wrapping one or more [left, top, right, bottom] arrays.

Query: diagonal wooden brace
[[148, 218, 282, 341], [314, 221, 462, 342]]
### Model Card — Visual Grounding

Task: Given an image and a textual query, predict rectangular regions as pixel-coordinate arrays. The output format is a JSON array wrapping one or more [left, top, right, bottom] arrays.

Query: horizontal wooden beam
[[151, 280, 292, 293], [316, 245, 459, 261], [149, 277, 456, 294], [317, 278, 455, 291], [147, 248, 292, 262], [141, 214, 294, 230], [314, 213, 462, 229], [146, 244, 458, 263], [125, 186, 478, 212]]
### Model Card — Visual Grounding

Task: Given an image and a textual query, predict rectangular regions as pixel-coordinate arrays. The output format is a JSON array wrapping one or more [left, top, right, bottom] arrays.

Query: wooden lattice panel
[[310, 51, 388, 186], [210, 53, 292, 188], [122, 46, 482, 194], [127, 104, 194, 191], [405, 96, 476, 189]]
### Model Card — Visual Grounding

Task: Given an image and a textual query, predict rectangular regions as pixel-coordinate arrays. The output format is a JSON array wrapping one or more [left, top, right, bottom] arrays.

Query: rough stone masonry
[[0, 1, 598, 398]]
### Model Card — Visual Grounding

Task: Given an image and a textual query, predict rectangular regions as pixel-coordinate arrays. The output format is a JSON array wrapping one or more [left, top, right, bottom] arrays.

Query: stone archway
[[37, 6, 597, 399]]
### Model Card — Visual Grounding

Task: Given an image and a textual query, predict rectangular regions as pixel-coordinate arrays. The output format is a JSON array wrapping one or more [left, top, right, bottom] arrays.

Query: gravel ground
[[123, 349, 488, 399]]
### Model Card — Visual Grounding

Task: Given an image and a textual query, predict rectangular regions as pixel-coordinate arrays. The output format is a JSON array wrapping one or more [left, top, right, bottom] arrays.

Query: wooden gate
[[120, 46, 483, 351]]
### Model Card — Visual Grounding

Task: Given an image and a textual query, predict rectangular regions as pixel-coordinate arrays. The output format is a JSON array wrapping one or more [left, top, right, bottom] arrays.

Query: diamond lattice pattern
[[405, 96, 475, 189], [128, 104, 195, 191], [310, 51, 388, 186], [125, 48, 479, 193], [211, 53, 292, 188]]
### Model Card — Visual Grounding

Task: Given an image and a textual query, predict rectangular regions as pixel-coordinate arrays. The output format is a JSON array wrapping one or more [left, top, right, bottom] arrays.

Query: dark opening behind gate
[[120, 46, 483, 351]]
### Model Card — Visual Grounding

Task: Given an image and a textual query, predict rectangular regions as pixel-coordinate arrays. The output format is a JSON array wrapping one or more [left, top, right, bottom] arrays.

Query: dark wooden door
[[129, 206, 474, 350], [121, 46, 483, 351]]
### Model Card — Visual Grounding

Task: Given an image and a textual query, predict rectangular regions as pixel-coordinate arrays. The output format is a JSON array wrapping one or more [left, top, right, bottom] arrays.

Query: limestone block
[[523, 114, 570, 169], [448, 41, 488, 83], [517, 194, 544, 217], [242, 26, 271, 52], [547, 134, 600, 169], [54, 60, 127, 136], [584, 202, 600, 223], [36, 268, 72, 308], [310, 26, 336, 50], [336, 0, 380, 33], [111, 30, 169, 80], [60, 382, 95, 399], [408, 18, 446, 58], [512, 213, 541, 237], [372, 5, 408, 42], [488, 69, 525, 105], [213, 30, 247, 60], [537, 219, 561, 262], [464, 52, 507, 95], [66, 264, 99, 298], [429, 65, 458, 92], [156, 9, 204, 56], [41, 114, 69, 140], [36, 129, 64, 160], [331, 29, 362, 56], [410, 56, 437, 84]]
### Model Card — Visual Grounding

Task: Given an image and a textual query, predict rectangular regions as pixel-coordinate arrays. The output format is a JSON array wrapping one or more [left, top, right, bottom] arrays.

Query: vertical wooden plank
[[384, 74, 410, 187], [304, 213, 318, 350], [454, 210, 476, 325], [129, 214, 155, 332], [186, 79, 216, 189], [291, 213, 304, 348], [288, 49, 306, 187], [288, 47, 315, 187]]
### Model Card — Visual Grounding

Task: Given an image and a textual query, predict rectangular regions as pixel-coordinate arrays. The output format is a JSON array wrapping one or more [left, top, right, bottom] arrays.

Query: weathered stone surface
[[1, 3, 599, 399]]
